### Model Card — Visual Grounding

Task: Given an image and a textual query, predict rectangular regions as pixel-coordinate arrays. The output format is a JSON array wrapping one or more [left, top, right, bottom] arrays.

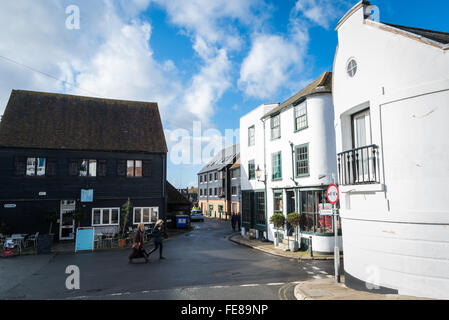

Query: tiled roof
[[384, 23, 449, 45], [262, 72, 332, 119], [167, 181, 190, 205], [0, 90, 167, 153], [198, 144, 239, 174]]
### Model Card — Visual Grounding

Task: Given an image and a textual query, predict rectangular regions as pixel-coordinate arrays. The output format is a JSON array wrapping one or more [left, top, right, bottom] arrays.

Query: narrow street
[[0, 219, 339, 300]]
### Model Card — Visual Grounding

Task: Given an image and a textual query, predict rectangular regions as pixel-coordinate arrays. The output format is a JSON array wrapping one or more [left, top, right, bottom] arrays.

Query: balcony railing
[[338, 145, 380, 186]]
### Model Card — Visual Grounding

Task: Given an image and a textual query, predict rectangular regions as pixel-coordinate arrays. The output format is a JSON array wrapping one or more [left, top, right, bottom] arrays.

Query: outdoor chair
[[103, 233, 114, 248], [25, 232, 39, 248]]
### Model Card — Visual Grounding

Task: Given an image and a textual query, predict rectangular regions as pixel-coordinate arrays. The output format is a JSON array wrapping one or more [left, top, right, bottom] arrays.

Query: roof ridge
[[384, 23, 449, 37], [11, 89, 159, 107]]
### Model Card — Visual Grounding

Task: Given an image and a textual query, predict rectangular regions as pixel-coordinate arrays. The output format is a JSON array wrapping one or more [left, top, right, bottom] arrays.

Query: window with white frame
[[248, 125, 255, 146], [294, 101, 308, 131], [133, 207, 159, 224], [26, 157, 46, 176], [92, 208, 120, 226], [271, 114, 281, 140], [295, 144, 310, 177]]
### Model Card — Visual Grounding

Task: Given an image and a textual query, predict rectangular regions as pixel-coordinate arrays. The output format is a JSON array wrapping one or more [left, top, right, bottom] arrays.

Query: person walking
[[148, 219, 165, 259], [128, 223, 148, 263], [236, 212, 241, 232], [231, 213, 237, 232]]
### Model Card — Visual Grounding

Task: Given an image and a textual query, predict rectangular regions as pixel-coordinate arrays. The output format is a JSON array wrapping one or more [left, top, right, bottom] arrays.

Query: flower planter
[[118, 239, 127, 248], [289, 240, 299, 252]]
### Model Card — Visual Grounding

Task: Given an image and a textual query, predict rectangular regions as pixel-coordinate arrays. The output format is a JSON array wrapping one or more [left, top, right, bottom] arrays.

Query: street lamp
[[255, 165, 264, 182]]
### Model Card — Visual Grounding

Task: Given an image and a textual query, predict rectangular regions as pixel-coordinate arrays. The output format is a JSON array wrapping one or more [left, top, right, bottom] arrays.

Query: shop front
[[293, 187, 342, 253]]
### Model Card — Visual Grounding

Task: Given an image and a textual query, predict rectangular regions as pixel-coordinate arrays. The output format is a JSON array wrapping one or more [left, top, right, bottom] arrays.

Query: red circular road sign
[[326, 184, 339, 204]]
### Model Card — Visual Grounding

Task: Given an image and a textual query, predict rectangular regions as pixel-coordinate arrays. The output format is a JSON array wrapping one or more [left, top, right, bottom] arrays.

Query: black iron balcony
[[338, 145, 380, 186]]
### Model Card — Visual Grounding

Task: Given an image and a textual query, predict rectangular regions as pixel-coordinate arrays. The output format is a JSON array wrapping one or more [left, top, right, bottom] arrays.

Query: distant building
[[0, 90, 167, 240], [240, 72, 340, 253], [177, 187, 198, 207], [333, 1, 449, 298], [197, 144, 240, 220]]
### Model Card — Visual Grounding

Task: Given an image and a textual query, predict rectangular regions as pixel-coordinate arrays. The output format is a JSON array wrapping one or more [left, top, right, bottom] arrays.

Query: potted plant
[[73, 208, 85, 230], [270, 212, 285, 247], [118, 198, 131, 247], [44, 210, 58, 242], [287, 212, 301, 252]]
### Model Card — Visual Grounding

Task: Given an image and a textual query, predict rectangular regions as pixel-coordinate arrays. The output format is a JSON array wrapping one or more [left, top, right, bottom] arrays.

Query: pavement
[[229, 234, 334, 260], [293, 276, 426, 300]]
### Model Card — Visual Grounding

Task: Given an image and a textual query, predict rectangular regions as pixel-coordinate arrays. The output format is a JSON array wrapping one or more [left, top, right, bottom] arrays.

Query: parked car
[[190, 210, 204, 222]]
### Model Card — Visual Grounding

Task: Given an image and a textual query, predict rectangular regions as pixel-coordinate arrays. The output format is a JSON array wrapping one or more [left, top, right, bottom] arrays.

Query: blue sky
[[0, 1, 448, 188]]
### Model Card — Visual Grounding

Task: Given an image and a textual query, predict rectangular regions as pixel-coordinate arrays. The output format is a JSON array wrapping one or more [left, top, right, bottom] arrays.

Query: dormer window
[[347, 59, 357, 77]]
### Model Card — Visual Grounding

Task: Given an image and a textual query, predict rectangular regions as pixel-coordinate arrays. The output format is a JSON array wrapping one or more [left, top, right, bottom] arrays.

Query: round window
[[347, 59, 357, 77]]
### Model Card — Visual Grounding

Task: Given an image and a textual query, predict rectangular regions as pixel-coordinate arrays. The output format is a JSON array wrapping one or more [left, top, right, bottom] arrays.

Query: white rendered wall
[[334, 3, 449, 299], [263, 93, 338, 248]]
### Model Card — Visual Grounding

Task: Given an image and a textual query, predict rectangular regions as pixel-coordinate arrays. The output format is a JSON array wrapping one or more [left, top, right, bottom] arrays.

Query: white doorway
[[60, 200, 76, 240]]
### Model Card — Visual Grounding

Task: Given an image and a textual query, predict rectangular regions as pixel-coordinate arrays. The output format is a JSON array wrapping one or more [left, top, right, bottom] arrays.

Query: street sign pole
[[334, 204, 340, 283], [327, 184, 340, 283]]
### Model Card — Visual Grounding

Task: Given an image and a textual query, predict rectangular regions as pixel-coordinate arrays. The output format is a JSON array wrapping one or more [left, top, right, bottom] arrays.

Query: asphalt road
[[0, 219, 339, 300]]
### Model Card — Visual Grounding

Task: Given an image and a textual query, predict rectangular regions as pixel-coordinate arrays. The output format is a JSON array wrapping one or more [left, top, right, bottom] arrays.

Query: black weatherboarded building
[[0, 90, 167, 241]]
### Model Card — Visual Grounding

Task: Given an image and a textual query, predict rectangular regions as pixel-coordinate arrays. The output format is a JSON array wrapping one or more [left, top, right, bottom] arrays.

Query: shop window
[[92, 208, 120, 226], [300, 190, 337, 235], [133, 207, 159, 224]]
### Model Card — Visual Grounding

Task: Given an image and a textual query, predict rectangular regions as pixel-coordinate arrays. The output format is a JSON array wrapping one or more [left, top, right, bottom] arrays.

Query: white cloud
[[294, 0, 352, 29], [150, 0, 267, 128], [238, 32, 308, 99], [0, 0, 182, 129], [238, 0, 350, 100]]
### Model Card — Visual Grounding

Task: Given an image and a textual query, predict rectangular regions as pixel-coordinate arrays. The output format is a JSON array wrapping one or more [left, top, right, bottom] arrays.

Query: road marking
[[313, 275, 323, 279], [267, 283, 285, 286], [210, 285, 230, 289], [319, 271, 328, 274], [240, 284, 259, 287], [109, 293, 122, 296], [312, 266, 320, 270], [306, 271, 314, 275]]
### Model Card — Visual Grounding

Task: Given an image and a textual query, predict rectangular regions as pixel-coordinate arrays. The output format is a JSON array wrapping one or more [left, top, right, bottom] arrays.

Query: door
[[209, 204, 214, 217], [60, 200, 76, 240], [218, 204, 224, 219], [352, 109, 372, 182]]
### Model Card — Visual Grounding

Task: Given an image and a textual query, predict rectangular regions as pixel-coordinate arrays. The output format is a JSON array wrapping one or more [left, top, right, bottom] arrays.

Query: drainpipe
[[262, 118, 268, 241], [289, 142, 297, 187]]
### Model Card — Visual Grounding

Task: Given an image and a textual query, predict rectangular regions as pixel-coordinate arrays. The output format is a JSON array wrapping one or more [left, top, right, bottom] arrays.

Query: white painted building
[[333, 1, 449, 299], [240, 72, 341, 253]]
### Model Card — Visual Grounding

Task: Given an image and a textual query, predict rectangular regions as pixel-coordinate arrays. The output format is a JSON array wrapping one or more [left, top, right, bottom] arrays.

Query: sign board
[[319, 209, 334, 216], [81, 189, 93, 202], [326, 184, 340, 204], [4, 204, 16, 208], [39, 192, 46, 196], [75, 227, 95, 252]]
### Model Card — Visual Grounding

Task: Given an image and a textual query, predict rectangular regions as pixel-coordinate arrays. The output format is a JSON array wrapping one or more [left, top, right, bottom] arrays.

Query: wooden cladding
[[14, 156, 26, 176]]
